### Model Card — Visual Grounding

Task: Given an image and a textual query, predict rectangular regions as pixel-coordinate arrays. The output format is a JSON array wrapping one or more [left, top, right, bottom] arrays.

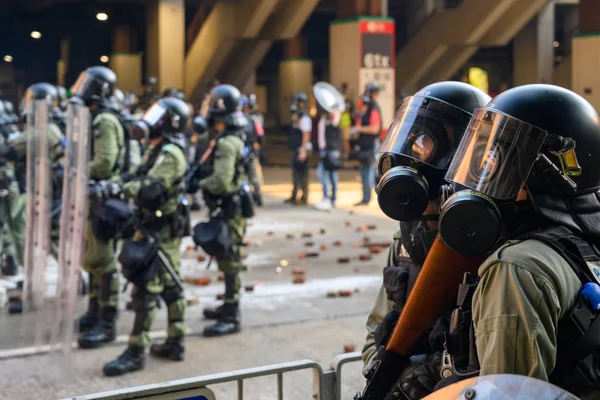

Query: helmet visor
[[445, 108, 547, 200], [70, 72, 95, 99], [378, 96, 472, 169], [143, 102, 168, 127]]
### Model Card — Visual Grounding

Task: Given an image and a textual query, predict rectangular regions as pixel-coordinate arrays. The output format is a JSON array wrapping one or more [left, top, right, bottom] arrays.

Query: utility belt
[[137, 199, 191, 240], [202, 184, 254, 220]]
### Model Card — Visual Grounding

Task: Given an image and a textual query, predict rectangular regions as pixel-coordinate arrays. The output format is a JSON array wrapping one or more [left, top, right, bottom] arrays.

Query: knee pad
[[161, 287, 183, 306]]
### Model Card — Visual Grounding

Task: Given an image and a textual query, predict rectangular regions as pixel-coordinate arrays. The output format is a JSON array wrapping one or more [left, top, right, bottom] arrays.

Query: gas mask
[[375, 96, 471, 222], [289, 103, 298, 114], [438, 108, 580, 255]]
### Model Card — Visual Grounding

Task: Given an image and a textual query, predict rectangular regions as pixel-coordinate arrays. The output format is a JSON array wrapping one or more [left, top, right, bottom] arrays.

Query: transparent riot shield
[[50, 102, 90, 356], [22, 99, 52, 325], [423, 374, 579, 400]]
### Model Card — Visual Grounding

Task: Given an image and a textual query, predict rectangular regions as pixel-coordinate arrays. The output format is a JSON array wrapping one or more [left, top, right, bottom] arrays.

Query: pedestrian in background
[[351, 82, 382, 206], [314, 107, 341, 211]]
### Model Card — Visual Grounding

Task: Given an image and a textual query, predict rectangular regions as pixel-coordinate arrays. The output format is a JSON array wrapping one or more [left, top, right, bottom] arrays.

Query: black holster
[[192, 218, 232, 257], [90, 198, 134, 242], [118, 238, 160, 287]]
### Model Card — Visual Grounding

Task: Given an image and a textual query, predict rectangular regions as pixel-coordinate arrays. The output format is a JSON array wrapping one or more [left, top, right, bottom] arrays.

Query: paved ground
[[0, 166, 395, 399]]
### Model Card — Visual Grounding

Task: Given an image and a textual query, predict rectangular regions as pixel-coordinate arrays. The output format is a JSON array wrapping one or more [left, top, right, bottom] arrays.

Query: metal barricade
[[63, 352, 364, 400], [65, 359, 326, 400]]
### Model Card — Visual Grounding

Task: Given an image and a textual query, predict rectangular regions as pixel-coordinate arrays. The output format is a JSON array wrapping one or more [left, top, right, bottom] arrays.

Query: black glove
[[383, 264, 411, 308], [374, 310, 400, 349], [386, 352, 442, 400]]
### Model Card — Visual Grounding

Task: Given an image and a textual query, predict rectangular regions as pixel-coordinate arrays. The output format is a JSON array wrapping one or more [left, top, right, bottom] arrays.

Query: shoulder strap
[[516, 225, 597, 285]]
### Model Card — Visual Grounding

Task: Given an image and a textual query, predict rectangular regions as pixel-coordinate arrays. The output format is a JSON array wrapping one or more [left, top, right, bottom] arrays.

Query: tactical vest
[[442, 225, 600, 396], [136, 138, 186, 197], [324, 122, 341, 151], [357, 102, 381, 150], [289, 111, 307, 151], [202, 130, 246, 214]]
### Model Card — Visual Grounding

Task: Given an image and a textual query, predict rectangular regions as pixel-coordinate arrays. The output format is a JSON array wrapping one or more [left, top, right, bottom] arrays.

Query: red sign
[[359, 20, 395, 35]]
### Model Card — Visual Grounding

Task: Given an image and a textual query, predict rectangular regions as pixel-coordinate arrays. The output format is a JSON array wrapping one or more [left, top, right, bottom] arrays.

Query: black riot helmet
[[247, 93, 258, 111], [20, 82, 59, 120], [70, 66, 117, 106], [130, 97, 192, 141], [440, 84, 600, 255], [163, 87, 185, 100], [206, 84, 247, 129], [376, 81, 491, 222], [193, 116, 208, 135], [290, 92, 308, 114], [55, 86, 68, 110], [362, 82, 380, 104], [3, 100, 13, 116]]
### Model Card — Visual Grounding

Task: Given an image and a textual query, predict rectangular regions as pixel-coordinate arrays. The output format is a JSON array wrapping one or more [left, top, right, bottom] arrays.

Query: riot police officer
[[197, 84, 249, 337], [240, 94, 263, 206], [69, 66, 126, 349], [102, 97, 190, 376], [352, 82, 382, 206], [360, 82, 491, 399], [286, 93, 312, 205], [435, 84, 600, 398]]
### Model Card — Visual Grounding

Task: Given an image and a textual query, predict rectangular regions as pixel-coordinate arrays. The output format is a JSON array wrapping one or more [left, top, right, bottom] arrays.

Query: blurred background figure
[[285, 93, 312, 206], [240, 93, 264, 206], [351, 82, 381, 206], [338, 83, 354, 161]]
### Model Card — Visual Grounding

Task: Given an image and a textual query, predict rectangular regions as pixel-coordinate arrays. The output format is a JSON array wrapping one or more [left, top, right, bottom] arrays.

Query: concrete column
[[113, 25, 135, 53], [57, 38, 69, 86], [278, 36, 313, 124], [513, 2, 555, 86], [330, 17, 395, 134], [572, 0, 600, 109], [146, 0, 185, 94], [111, 25, 142, 93]]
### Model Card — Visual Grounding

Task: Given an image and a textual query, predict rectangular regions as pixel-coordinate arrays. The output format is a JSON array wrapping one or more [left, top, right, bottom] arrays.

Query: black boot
[[203, 303, 241, 337], [8, 297, 22, 314], [78, 297, 99, 332], [103, 346, 145, 377], [1, 255, 18, 276], [203, 304, 224, 320], [78, 307, 116, 349], [150, 337, 185, 361], [253, 191, 263, 207]]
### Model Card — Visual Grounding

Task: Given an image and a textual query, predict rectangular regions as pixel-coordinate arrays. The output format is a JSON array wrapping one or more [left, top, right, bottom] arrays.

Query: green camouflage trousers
[[217, 216, 247, 304], [129, 227, 185, 349], [0, 193, 26, 266], [83, 221, 119, 309]]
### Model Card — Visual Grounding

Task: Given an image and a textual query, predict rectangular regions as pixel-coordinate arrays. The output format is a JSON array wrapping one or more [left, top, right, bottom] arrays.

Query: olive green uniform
[[472, 239, 581, 380], [0, 134, 24, 268], [362, 229, 403, 376], [199, 133, 246, 304], [85, 112, 124, 310], [7, 123, 64, 259], [122, 140, 187, 349]]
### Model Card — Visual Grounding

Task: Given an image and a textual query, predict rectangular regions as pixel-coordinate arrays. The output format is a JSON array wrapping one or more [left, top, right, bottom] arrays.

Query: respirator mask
[[438, 108, 579, 255], [376, 95, 471, 222]]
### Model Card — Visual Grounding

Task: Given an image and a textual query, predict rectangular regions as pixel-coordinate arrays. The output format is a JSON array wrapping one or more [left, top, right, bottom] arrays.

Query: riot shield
[[22, 99, 52, 318], [423, 374, 579, 400], [50, 102, 90, 356]]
